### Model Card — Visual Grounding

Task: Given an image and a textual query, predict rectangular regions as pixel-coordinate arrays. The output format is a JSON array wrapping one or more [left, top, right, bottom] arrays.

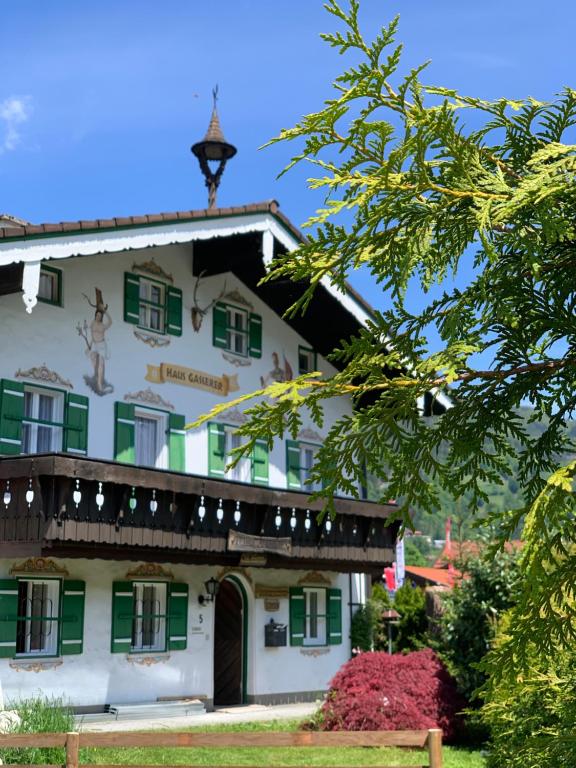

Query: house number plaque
[[228, 530, 292, 556]]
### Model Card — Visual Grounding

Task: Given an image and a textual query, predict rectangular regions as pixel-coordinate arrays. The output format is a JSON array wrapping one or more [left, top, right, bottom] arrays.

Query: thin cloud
[[0, 96, 32, 154]]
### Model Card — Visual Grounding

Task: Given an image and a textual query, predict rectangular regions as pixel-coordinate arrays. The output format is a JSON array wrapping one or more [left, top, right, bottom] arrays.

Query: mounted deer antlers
[[191, 271, 226, 332]]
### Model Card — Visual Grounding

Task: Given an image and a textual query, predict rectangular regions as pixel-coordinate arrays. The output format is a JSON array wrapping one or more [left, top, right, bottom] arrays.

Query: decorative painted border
[[132, 257, 173, 284], [222, 352, 252, 368], [254, 585, 289, 599], [134, 329, 171, 348], [216, 566, 254, 589], [297, 428, 323, 443], [222, 289, 253, 309], [297, 571, 332, 586], [10, 660, 64, 673], [125, 563, 174, 580], [10, 557, 69, 576], [299, 648, 330, 657], [124, 387, 175, 411], [15, 364, 73, 390], [126, 654, 171, 667]]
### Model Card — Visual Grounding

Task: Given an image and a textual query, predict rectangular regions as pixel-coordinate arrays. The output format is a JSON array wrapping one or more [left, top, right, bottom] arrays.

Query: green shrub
[[481, 623, 576, 767], [350, 603, 374, 652], [393, 583, 428, 652], [1, 695, 75, 765]]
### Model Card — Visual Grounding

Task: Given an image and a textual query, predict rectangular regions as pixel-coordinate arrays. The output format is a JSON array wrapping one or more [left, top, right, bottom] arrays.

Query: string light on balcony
[[149, 489, 158, 516], [275, 506, 282, 530], [3, 480, 11, 509], [73, 479, 82, 509], [129, 487, 137, 512], [290, 508, 297, 530], [95, 482, 104, 512], [197, 495, 206, 522], [216, 498, 224, 524], [25, 479, 34, 509], [325, 517, 332, 534], [304, 509, 311, 533], [234, 501, 241, 526]]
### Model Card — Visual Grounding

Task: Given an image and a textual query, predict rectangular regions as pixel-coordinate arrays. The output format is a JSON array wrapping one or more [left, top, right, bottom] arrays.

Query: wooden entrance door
[[213, 579, 244, 706]]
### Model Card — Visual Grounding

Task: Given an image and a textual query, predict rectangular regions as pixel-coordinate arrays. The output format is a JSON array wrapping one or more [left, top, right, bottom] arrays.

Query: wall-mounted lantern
[[198, 576, 221, 605]]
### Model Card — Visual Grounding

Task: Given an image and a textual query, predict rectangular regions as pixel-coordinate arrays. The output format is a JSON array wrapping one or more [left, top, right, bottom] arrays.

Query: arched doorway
[[213, 577, 247, 706]]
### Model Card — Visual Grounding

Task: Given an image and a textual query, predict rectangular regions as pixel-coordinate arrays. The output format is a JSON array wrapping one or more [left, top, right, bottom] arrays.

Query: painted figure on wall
[[77, 288, 114, 395], [260, 352, 293, 387]]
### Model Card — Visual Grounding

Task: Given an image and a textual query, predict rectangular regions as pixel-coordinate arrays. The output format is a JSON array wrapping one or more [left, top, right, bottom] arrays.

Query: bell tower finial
[[191, 86, 237, 209]]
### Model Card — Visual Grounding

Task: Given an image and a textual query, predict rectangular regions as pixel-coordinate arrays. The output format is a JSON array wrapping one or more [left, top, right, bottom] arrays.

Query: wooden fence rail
[[0, 728, 443, 768]]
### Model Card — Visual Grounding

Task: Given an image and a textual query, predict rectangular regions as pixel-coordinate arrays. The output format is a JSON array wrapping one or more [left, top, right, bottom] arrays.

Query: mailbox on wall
[[264, 618, 287, 647]]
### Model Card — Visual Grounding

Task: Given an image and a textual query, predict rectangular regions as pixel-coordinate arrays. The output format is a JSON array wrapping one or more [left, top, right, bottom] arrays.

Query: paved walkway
[[79, 701, 319, 732]]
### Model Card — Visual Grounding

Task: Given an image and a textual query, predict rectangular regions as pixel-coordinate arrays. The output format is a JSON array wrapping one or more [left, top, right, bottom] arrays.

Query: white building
[[0, 192, 406, 712]]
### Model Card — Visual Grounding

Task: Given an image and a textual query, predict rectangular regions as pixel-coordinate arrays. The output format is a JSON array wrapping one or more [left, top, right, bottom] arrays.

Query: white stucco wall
[[0, 557, 354, 709], [0, 242, 353, 490]]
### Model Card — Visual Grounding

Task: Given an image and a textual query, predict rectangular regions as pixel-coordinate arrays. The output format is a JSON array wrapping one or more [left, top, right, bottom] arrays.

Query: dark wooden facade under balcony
[[0, 454, 398, 576]]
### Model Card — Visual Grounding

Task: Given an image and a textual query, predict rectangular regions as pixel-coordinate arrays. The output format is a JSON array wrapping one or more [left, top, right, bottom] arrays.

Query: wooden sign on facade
[[145, 363, 239, 396], [228, 530, 292, 557]]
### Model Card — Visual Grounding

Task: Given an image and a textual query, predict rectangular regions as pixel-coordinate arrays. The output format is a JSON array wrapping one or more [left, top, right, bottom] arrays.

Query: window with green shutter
[[37, 265, 63, 307], [289, 586, 341, 647], [298, 345, 316, 375], [64, 394, 89, 455], [60, 580, 86, 655], [168, 413, 186, 472], [123, 272, 182, 337], [286, 441, 322, 491], [212, 302, 262, 359], [0, 380, 88, 457], [112, 580, 188, 653], [209, 422, 268, 485], [0, 578, 19, 657], [0, 379, 24, 455], [286, 440, 302, 489], [114, 402, 135, 464]]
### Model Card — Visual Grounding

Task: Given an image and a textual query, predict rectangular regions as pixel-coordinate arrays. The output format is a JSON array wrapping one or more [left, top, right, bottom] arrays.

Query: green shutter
[[208, 422, 226, 477], [114, 402, 135, 464], [64, 394, 89, 455], [0, 579, 18, 658], [124, 273, 141, 324], [286, 440, 301, 489], [60, 580, 85, 655], [252, 439, 269, 486], [289, 587, 305, 647], [213, 302, 228, 349], [167, 583, 188, 651], [169, 412, 186, 472], [327, 588, 342, 645], [248, 313, 262, 358], [0, 379, 24, 456], [166, 286, 183, 337], [111, 581, 134, 653]]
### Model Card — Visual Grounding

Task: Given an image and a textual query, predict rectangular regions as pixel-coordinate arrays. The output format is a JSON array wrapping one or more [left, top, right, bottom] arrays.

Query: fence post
[[66, 731, 80, 768], [427, 728, 443, 768]]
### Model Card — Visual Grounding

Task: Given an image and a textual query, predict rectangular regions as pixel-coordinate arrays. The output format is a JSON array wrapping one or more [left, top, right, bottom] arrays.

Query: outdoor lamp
[[199, 576, 220, 605]]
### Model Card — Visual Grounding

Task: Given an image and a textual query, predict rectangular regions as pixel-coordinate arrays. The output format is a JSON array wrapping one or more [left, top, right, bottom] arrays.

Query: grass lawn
[[77, 719, 486, 768]]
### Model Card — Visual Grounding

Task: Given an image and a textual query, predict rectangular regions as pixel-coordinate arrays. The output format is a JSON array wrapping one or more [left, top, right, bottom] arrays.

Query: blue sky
[[1, 0, 573, 315]]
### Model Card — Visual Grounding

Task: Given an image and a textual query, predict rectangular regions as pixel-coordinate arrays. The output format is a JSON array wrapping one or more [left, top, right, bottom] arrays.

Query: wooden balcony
[[0, 454, 398, 574]]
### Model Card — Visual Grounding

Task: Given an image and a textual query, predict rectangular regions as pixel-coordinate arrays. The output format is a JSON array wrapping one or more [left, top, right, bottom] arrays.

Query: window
[[286, 440, 322, 491], [15, 579, 60, 656], [208, 422, 269, 485], [138, 278, 165, 333], [123, 273, 182, 337], [0, 578, 85, 659], [21, 387, 65, 454], [134, 408, 167, 469], [298, 346, 316, 375], [111, 581, 188, 654], [213, 302, 262, 359], [131, 582, 167, 652], [289, 587, 342, 647], [37, 266, 62, 306], [114, 402, 185, 471]]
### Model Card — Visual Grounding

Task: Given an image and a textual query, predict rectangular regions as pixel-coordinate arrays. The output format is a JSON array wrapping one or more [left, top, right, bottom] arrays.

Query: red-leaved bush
[[310, 649, 465, 741]]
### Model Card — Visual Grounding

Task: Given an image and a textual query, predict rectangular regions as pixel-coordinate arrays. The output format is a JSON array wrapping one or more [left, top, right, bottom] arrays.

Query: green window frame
[[111, 580, 188, 654], [37, 265, 63, 307], [289, 587, 342, 647], [0, 577, 85, 659], [0, 379, 89, 457], [286, 440, 322, 491], [298, 345, 317, 375], [114, 402, 185, 471], [208, 422, 268, 485], [123, 272, 182, 337], [212, 302, 262, 359]]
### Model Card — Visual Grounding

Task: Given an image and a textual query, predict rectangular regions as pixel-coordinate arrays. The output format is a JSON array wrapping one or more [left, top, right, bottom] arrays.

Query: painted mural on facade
[[77, 288, 114, 395]]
